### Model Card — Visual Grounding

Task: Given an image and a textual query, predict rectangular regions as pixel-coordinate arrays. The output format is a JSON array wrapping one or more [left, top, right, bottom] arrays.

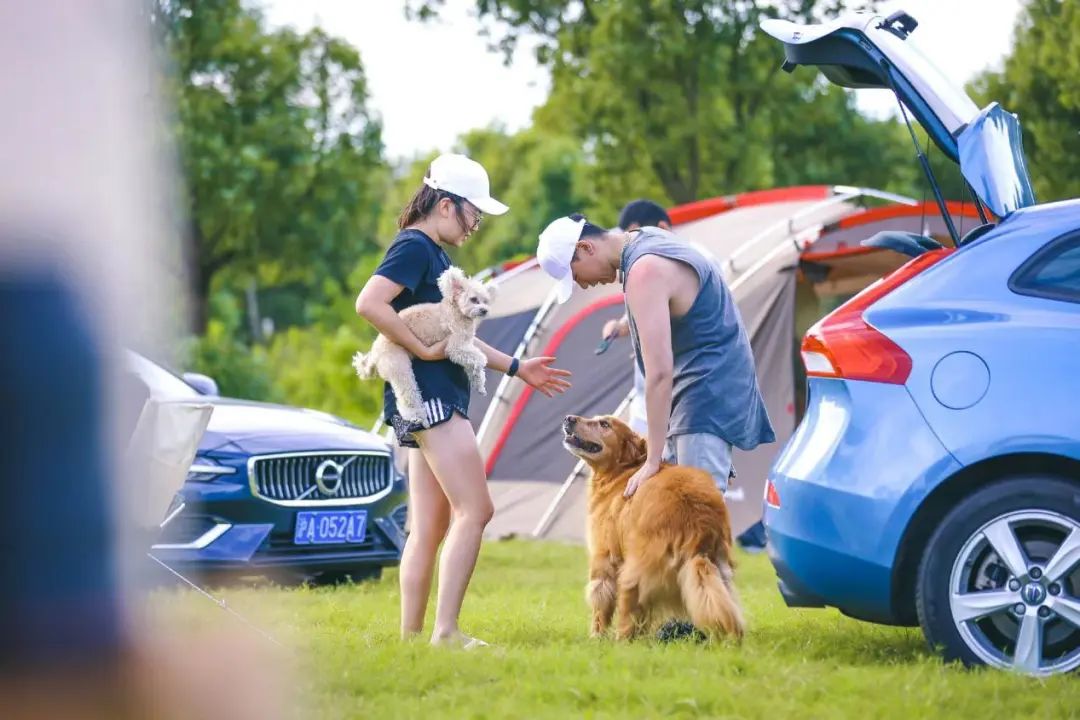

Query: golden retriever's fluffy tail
[[352, 350, 375, 380], [677, 555, 745, 640]]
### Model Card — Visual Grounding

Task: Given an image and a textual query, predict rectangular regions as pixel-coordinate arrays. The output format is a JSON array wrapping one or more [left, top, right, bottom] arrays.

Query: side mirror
[[183, 372, 219, 396]]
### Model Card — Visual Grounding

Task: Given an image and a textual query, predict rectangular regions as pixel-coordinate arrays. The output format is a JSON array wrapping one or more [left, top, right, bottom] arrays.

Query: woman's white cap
[[537, 216, 586, 303], [423, 153, 508, 215]]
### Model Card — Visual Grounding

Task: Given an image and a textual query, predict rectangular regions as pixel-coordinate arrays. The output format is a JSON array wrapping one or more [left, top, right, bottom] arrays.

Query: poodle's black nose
[[477, 308, 489, 317]]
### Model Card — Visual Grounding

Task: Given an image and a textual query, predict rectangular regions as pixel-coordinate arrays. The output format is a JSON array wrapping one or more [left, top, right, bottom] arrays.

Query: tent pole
[[489, 257, 540, 286], [532, 458, 586, 538], [532, 393, 634, 538], [725, 188, 916, 274], [147, 553, 282, 647], [475, 285, 560, 448]]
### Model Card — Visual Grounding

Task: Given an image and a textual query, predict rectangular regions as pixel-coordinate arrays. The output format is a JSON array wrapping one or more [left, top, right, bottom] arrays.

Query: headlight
[[186, 455, 237, 482]]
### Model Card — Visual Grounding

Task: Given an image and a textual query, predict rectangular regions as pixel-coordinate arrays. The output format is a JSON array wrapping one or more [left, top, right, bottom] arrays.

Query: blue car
[[762, 13, 1080, 675], [125, 351, 407, 584]]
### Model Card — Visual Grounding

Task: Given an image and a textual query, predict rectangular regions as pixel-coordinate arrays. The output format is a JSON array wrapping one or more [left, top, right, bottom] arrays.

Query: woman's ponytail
[[398, 182, 442, 229]]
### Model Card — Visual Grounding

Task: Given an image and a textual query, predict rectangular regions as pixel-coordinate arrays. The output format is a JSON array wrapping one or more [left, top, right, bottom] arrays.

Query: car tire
[[310, 567, 383, 587], [916, 476, 1080, 675]]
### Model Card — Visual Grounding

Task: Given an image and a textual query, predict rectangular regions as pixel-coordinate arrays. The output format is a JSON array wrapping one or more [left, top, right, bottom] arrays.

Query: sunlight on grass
[[151, 540, 1077, 719]]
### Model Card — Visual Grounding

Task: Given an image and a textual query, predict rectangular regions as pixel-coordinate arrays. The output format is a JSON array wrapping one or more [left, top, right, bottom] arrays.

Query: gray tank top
[[621, 227, 775, 450]]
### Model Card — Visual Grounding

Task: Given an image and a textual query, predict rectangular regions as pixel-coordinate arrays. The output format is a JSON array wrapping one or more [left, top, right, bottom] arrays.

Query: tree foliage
[[406, 0, 916, 205], [156, 0, 386, 331], [172, 0, 1065, 426], [262, 255, 386, 426], [972, 0, 1080, 203]]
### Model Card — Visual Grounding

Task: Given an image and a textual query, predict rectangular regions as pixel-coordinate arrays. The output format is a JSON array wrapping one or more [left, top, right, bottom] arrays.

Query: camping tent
[[381, 186, 983, 542]]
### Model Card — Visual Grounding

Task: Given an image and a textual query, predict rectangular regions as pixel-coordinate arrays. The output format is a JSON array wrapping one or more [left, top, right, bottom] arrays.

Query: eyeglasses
[[442, 193, 483, 235], [459, 201, 483, 233]]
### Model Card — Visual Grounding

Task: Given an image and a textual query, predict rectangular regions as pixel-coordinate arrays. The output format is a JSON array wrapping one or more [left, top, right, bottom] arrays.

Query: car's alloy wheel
[[917, 478, 1080, 676]]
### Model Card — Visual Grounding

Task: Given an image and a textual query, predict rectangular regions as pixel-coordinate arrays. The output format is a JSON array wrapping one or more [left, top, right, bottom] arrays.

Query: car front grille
[[248, 452, 392, 506]]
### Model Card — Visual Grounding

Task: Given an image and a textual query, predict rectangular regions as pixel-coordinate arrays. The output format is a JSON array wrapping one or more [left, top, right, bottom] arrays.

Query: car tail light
[[801, 248, 954, 385], [765, 479, 781, 509]]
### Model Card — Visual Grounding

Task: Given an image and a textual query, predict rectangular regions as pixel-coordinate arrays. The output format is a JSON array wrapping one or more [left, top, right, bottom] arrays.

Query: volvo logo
[[315, 459, 344, 496], [1021, 582, 1047, 606]]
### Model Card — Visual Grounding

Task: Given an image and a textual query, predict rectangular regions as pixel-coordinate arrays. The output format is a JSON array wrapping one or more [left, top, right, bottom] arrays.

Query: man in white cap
[[537, 213, 774, 498]]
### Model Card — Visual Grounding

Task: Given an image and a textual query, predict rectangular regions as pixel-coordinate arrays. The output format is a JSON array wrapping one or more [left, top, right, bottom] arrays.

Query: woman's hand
[[623, 457, 661, 497], [517, 356, 571, 397], [414, 338, 449, 362]]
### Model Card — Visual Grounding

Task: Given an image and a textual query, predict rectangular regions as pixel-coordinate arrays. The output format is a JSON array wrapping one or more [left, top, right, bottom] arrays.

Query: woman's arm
[[474, 338, 511, 373], [473, 338, 572, 398], [355, 275, 446, 361]]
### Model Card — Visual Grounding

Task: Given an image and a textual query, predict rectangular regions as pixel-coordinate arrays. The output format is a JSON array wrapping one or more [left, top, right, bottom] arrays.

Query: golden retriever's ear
[[619, 431, 647, 467]]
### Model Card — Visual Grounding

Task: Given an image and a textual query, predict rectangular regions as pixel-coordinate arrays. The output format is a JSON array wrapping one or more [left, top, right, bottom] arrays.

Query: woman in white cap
[[356, 153, 571, 647]]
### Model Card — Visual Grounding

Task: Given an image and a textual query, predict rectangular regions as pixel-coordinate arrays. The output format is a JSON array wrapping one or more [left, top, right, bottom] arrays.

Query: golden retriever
[[562, 414, 744, 641]]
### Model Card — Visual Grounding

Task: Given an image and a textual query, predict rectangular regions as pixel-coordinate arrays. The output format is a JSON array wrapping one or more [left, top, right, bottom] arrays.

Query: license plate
[[294, 510, 367, 545]]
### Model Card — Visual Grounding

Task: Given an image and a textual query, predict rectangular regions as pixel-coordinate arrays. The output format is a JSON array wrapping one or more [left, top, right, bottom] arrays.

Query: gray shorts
[[663, 433, 734, 492]]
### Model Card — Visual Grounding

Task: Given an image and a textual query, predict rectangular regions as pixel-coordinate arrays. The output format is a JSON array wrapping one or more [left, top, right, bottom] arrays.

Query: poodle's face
[[438, 267, 494, 320]]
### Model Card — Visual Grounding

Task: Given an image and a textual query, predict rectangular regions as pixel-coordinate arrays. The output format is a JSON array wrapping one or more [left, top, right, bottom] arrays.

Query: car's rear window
[[1011, 234, 1080, 304]]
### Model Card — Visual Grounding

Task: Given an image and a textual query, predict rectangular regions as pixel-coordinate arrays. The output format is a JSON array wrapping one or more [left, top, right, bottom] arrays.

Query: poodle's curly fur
[[353, 267, 494, 427]]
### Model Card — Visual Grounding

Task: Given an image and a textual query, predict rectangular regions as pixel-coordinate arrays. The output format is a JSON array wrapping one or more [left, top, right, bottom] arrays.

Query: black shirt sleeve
[[374, 236, 431, 292]]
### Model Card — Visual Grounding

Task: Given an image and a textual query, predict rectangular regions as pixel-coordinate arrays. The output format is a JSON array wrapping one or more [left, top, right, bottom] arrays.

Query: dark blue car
[[126, 351, 407, 584]]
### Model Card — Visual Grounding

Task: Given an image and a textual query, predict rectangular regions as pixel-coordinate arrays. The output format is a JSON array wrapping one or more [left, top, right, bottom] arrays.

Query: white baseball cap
[[423, 153, 508, 215], [537, 216, 586, 303]]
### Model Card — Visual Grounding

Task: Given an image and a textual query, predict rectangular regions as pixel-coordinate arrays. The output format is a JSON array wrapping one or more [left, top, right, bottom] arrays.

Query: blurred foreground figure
[[0, 2, 286, 718]]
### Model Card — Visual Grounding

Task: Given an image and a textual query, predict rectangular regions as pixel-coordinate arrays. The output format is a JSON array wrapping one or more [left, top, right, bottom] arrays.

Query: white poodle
[[353, 266, 493, 427]]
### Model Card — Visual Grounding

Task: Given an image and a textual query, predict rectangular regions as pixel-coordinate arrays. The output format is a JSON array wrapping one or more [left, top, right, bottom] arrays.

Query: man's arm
[[622, 256, 674, 496]]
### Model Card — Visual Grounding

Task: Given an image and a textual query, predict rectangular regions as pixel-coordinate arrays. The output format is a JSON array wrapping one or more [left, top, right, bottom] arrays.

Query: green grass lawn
[[153, 539, 1077, 719]]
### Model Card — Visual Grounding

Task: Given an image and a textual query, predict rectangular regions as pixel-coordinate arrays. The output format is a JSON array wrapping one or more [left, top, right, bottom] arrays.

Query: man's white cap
[[423, 153, 508, 215], [537, 216, 585, 303]]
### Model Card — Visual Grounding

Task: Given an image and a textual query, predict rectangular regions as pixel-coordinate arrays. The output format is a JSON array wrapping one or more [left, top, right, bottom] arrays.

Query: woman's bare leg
[[398, 447, 450, 638], [415, 415, 494, 643]]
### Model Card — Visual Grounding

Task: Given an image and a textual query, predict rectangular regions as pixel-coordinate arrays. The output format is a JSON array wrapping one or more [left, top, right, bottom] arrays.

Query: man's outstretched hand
[[518, 356, 572, 397]]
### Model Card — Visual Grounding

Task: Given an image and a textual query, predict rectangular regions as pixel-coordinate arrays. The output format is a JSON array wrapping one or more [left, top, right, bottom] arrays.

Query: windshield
[[959, 103, 1037, 218], [125, 350, 201, 399]]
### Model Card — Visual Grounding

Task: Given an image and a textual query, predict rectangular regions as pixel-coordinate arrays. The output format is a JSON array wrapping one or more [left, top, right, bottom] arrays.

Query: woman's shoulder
[[377, 229, 449, 288], [391, 228, 436, 248], [383, 229, 438, 261]]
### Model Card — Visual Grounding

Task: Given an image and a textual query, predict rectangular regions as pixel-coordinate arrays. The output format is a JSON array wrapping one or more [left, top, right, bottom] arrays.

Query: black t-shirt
[[372, 229, 471, 420]]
